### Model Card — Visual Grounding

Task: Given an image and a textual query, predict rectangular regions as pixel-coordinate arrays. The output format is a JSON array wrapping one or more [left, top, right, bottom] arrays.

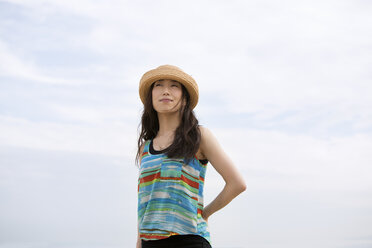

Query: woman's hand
[[136, 225, 141, 248], [136, 237, 141, 248], [201, 212, 208, 223], [202, 205, 210, 222]]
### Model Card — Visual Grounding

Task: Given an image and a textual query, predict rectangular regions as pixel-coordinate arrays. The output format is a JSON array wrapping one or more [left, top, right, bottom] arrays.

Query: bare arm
[[199, 126, 247, 221], [136, 188, 142, 248], [136, 144, 145, 248], [136, 223, 141, 248]]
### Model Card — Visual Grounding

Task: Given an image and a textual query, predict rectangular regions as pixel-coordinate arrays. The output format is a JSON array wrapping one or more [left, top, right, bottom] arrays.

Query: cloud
[[0, 145, 137, 247], [210, 127, 372, 193], [0, 40, 75, 84], [0, 115, 137, 157]]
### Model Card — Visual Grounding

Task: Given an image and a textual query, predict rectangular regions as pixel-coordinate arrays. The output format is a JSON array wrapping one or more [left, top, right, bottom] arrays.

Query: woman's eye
[[172, 84, 179, 87]]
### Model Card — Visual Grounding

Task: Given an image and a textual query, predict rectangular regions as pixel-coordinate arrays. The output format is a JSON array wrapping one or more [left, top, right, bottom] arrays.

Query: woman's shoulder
[[198, 125, 223, 154], [198, 125, 214, 140], [197, 125, 215, 160]]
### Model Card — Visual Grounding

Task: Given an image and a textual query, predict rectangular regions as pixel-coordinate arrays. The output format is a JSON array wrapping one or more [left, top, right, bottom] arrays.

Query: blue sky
[[1, 1, 372, 248]]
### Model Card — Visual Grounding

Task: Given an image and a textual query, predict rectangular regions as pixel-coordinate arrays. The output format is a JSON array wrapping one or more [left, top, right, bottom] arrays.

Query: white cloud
[[0, 40, 104, 85], [0, 115, 138, 157], [0, 40, 72, 84], [211, 127, 372, 192], [46, 103, 138, 124]]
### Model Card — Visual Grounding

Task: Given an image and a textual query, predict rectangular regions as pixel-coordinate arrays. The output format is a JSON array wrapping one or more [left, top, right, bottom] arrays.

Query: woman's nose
[[162, 86, 170, 95]]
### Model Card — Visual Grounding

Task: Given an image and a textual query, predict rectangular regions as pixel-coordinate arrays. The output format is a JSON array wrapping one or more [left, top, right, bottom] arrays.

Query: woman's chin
[[155, 108, 180, 114]]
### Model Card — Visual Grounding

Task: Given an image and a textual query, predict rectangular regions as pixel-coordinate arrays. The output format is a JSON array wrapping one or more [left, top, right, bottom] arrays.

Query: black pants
[[141, 235, 212, 248]]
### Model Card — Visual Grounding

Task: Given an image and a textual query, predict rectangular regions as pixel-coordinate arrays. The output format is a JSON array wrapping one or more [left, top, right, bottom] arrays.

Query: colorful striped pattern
[[138, 140, 210, 243]]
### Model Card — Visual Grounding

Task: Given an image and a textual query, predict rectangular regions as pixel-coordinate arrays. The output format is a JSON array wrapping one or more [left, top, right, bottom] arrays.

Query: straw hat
[[139, 65, 199, 109]]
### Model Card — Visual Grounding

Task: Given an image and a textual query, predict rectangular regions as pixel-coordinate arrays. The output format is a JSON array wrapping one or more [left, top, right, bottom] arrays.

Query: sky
[[0, 0, 371, 248]]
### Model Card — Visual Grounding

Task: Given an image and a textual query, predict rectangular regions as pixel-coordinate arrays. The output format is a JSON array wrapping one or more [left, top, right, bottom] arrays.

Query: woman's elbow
[[237, 180, 247, 193], [229, 179, 246, 194]]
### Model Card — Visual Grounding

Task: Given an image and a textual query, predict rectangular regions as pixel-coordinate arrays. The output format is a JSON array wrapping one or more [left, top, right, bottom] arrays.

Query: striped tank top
[[138, 139, 210, 243]]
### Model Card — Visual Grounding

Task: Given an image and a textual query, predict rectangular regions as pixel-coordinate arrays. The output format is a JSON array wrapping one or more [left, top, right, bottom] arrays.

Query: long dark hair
[[136, 82, 201, 165]]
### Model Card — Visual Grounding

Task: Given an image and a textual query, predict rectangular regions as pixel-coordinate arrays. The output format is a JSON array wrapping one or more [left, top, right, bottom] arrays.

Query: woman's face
[[152, 79, 183, 114]]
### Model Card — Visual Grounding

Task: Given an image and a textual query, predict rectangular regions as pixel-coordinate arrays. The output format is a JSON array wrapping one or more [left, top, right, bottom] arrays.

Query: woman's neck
[[156, 112, 180, 137]]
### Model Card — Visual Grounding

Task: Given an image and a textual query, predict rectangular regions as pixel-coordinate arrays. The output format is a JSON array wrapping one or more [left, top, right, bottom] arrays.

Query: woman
[[136, 65, 246, 248]]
